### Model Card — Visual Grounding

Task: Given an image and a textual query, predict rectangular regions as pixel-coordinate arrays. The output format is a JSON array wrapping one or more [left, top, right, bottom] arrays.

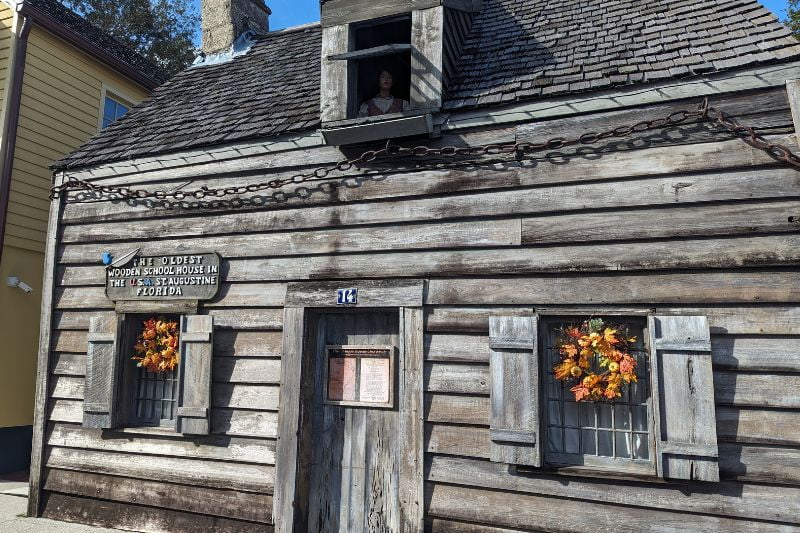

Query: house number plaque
[[105, 252, 221, 301], [324, 345, 395, 408]]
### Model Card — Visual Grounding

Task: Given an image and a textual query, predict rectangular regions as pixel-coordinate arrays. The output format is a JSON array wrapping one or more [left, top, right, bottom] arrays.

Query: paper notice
[[328, 358, 356, 401], [359, 357, 391, 403]]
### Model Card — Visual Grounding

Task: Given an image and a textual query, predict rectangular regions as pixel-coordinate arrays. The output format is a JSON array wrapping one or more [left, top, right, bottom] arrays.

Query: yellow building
[[0, 0, 160, 473]]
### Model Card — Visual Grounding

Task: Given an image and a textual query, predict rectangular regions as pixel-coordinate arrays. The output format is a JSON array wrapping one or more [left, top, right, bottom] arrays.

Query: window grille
[[134, 366, 178, 426], [543, 320, 654, 471]]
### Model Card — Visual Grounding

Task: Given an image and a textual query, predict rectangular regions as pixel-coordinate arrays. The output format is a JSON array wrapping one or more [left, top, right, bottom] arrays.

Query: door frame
[[274, 280, 425, 533]]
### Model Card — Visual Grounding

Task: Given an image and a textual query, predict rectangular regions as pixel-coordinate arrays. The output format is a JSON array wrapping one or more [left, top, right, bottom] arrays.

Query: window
[[118, 314, 181, 428], [348, 16, 412, 119], [542, 318, 654, 474], [102, 95, 130, 128], [82, 314, 214, 435], [487, 314, 721, 482]]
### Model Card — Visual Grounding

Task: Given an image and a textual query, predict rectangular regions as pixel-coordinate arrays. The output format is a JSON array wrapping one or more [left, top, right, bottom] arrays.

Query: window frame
[[117, 313, 183, 430], [536, 313, 658, 478], [99, 84, 136, 130]]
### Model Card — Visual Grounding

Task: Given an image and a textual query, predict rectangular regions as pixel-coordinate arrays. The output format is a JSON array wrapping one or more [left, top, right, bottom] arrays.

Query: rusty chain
[[49, 97, 800, 203]]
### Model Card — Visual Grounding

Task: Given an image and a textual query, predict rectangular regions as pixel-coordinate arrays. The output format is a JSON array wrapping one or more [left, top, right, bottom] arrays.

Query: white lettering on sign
[[106, 253, 221, 301]]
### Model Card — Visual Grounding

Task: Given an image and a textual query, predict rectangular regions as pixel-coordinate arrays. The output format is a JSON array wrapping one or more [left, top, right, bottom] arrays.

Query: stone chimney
[[201, 0, 271, 55]]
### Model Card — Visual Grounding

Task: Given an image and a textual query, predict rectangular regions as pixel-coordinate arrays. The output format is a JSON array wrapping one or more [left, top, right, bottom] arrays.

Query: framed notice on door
[[323, 345, 395, 408]]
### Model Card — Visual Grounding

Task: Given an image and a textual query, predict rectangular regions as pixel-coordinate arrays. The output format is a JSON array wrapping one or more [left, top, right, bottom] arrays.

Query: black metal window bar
[[134, 366, 178, 426]]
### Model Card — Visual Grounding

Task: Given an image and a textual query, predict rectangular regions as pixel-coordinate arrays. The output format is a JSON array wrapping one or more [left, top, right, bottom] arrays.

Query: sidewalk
[[0, 473, 123, 532]]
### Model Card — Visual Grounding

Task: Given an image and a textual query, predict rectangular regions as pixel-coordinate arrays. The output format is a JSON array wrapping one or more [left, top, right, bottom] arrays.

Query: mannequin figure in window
[[358, 70, 410, 117]]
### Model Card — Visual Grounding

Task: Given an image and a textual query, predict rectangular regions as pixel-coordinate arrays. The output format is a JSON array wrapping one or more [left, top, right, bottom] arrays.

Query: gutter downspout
[[0, 12, 32, 266]]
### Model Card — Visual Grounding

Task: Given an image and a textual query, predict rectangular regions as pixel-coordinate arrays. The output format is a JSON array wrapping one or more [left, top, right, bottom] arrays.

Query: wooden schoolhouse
[[27, 0, 800, 531]]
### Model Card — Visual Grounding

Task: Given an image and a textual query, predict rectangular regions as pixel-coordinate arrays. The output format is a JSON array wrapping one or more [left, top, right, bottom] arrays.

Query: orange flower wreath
[[553, 318, 638, 402], [132, 317, 180, 373]]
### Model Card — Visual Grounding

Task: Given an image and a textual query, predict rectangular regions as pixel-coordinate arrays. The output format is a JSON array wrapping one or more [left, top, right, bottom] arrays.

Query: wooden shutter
[[488, 315, 541, 467], [83, 315, 122, 429], [176, 315, 214, 435], [648, 315, 719, 482]]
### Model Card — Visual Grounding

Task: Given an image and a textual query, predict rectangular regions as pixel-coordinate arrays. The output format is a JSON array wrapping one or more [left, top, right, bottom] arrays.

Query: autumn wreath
[[553, 318, 638, 402], [132, 317, 180, 373]]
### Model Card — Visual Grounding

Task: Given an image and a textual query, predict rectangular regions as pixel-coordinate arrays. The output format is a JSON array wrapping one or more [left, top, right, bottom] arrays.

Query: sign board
[[324, 345, 395, 408], [336, 288, 357, 305], [106, 253, 221, 301]]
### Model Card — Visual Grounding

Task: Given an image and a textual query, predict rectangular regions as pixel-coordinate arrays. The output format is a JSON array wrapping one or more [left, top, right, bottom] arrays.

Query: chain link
[[49, 98, 800, 202]]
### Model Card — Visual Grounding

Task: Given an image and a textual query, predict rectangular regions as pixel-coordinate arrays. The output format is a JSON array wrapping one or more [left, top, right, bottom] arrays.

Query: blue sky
[[192, 0, 790, 41], [253, 0, 790, 30]]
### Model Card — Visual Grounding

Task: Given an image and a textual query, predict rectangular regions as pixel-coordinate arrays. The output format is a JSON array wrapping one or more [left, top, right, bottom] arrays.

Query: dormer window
[[339, 15, 413, 120], [320, 0, 482, 145]]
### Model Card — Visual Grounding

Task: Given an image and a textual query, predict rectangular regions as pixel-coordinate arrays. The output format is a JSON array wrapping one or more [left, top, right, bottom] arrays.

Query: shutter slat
[[489, 315, 541, 467], [83, 315, 122, 429], [176, 315, 214, 435], [649, 315, 720, 482]]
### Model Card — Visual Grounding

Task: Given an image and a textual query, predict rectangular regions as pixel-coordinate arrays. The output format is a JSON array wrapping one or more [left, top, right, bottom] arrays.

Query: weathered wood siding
[[41, 85, 800, 531]]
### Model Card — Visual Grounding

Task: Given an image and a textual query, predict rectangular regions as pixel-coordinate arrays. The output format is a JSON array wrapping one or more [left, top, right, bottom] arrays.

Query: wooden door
[[301, 311, 401, 532]]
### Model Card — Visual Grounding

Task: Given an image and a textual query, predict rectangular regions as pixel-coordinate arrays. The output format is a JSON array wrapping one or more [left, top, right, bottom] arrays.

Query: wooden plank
[[53, 310, 115, 330], [720, 443, 800, 485], [321, 0, 440, 26], [426, 455, 800, 524], [425, 333, 490, 362], [521, 200, 800, 244], [425, 363, 489, 394], [426, 483, 796, 533], [49, 376, 280, 411], [56, 235, 798, 287], [426, 271, 800, 305], [274, 307, 305, 533], [714, 372, 800, 408], [717, 406, 800, 446], [424, 393, 489, 424], [57, 218, 520, 263], [41, 492, 271, 533], [788, 80, 800, 148], [46, 423, 275, 464], [425, 424, 800, 486], [320, 24, 348, 122], [411, 6, 444, 109], [60, 162, 800, 234], [712, 336, 800, 371], [177, 315, 214, 435], [427, 518, 531, 533], [426, 305, 800, 335], [399, 307, 425, 532], [54, 283, 287, 310], [285, 279, 424, 307], [28, 188, 64, 517], [215, 330, 283, 357], [213, 358, 281, 384], [515, 87, 791, 146], [207, 308, 283, 330], [48, 399, 279, 438], [51, 352, 282, 384], [44, 469, 272, 524], [52, 330, 87, 352], [45, 447, 273, 493], [328, 43, 413, 60]]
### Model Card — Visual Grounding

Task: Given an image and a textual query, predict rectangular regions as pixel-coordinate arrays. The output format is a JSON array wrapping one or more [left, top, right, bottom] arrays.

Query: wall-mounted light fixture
[[7, 276, 33, 293]]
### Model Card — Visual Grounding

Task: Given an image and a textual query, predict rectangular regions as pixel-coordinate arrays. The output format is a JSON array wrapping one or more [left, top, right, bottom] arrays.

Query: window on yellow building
[[102, 94, 131, 128]]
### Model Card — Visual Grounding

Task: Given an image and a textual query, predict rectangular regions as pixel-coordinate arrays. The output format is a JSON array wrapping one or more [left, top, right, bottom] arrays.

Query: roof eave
[[19, 2, 161, 90]]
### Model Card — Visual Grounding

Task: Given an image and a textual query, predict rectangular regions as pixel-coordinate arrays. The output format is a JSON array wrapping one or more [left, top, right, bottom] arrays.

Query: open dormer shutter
[[83, 315, 123, 429], [176, 315, 214, 435], [649, 315, 719, 482], [488, 315, 541, 467]]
